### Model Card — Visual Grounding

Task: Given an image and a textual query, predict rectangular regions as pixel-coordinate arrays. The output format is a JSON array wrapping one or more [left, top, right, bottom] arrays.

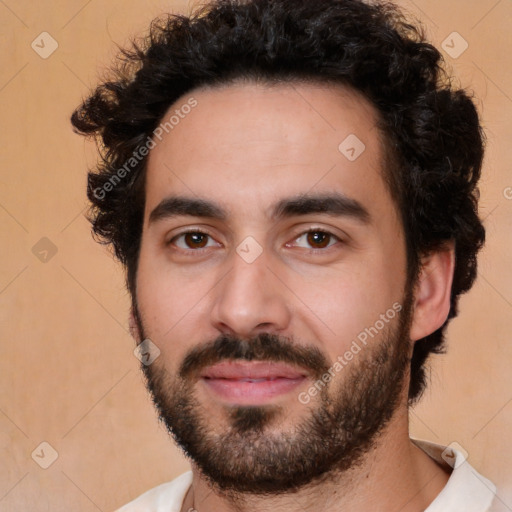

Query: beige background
[[0, 0, 511, 510]]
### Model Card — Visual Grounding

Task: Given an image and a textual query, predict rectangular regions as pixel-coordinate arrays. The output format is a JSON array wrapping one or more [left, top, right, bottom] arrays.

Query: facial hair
[[134, 289, 414, 496]]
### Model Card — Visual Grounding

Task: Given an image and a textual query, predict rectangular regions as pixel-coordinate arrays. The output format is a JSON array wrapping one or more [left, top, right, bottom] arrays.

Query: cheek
[[135, 249, 211, 354], [289, 253, 404, 358], [292, 276, 377, 351]]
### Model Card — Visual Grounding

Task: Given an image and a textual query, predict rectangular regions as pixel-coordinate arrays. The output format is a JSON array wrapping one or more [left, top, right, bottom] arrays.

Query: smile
[[200, 361, 308, 405]]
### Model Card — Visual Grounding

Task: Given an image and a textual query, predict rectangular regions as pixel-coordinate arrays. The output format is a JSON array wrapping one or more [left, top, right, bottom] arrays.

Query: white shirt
[[115, 438, 497, 512]]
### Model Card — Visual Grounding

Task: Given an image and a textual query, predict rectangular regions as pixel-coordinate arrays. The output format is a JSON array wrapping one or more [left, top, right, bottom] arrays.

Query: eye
[[169, 230, 219, 250], [289, 229, 341, 250]]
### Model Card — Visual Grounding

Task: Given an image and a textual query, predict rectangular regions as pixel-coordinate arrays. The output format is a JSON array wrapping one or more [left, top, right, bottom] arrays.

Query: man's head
[[71, 0, 485, 495]]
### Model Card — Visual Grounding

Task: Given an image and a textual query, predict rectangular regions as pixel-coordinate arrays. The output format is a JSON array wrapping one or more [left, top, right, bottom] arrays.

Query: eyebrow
[[272, 193, 370, 224], [148, 192, 371, 225]]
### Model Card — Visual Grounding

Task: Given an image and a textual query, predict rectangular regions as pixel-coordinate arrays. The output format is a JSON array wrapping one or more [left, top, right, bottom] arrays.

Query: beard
[[134, 289, 414, 496]]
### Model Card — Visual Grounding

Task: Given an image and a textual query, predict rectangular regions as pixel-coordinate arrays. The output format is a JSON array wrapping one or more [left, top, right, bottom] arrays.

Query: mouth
[[199, 361, 308, 405]]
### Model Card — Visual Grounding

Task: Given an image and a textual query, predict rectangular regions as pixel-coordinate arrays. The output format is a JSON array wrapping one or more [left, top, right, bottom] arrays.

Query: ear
[[129, 307, 142, 342], [409, 241, 455, 342]]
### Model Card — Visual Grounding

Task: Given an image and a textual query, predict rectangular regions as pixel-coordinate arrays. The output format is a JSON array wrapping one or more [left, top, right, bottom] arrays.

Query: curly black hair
[[71, 0, 485, 404]]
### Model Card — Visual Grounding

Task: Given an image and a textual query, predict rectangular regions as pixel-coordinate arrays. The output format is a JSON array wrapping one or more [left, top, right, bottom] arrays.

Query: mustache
[[179, 332, 330, 380]]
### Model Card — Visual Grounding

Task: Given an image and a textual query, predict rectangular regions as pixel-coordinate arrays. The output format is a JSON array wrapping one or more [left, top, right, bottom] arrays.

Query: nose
[[210, 248, 292, 339]]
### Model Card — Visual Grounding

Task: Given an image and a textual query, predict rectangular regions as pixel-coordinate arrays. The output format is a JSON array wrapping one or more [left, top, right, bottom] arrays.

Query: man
[[71, 0, 498, 510]]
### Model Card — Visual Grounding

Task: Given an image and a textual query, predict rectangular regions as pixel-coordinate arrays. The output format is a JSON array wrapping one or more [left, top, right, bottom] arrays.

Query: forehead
[[144, 81, 394, 224]]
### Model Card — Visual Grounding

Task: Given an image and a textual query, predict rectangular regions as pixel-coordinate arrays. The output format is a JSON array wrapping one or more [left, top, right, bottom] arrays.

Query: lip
[[200, 361, 308, 405]]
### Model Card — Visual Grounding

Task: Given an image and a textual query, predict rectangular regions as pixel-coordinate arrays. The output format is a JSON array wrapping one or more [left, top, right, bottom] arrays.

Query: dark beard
[[136, 290, 414, 496]]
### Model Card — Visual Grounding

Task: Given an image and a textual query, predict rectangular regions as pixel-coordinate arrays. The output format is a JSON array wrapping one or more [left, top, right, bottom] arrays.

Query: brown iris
[[184, 232, 209, 248], [306, 231, 331, 249]]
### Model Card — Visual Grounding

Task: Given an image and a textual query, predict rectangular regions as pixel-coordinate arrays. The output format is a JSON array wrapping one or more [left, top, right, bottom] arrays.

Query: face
[[133, 81, 414, 493]]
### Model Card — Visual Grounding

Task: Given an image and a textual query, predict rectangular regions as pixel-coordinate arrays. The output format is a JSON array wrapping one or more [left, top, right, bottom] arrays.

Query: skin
[[132, 81, 455, 512]]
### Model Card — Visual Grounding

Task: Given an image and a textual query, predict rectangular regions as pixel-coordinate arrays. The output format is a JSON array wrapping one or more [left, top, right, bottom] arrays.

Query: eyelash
[[167, 229, 218, 254], [167, 227, 342, 254]]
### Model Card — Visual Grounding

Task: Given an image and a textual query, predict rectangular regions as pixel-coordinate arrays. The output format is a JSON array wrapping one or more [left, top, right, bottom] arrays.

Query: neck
[[181, 406, 450, 512]]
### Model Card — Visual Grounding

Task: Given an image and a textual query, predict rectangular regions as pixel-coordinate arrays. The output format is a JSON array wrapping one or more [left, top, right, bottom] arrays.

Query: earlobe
[[409, 242, 456, 342]]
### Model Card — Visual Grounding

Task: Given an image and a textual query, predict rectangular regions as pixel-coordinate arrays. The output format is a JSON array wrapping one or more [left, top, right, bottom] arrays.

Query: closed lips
[[200, 361, 309, 404], [200, 361, 308, 380]]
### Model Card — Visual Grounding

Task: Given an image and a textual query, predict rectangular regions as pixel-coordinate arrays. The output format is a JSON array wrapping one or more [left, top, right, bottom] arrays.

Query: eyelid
[[286, 227, 343, 250], [166, 228, 221, 249], [165, 225, 346, 253]]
